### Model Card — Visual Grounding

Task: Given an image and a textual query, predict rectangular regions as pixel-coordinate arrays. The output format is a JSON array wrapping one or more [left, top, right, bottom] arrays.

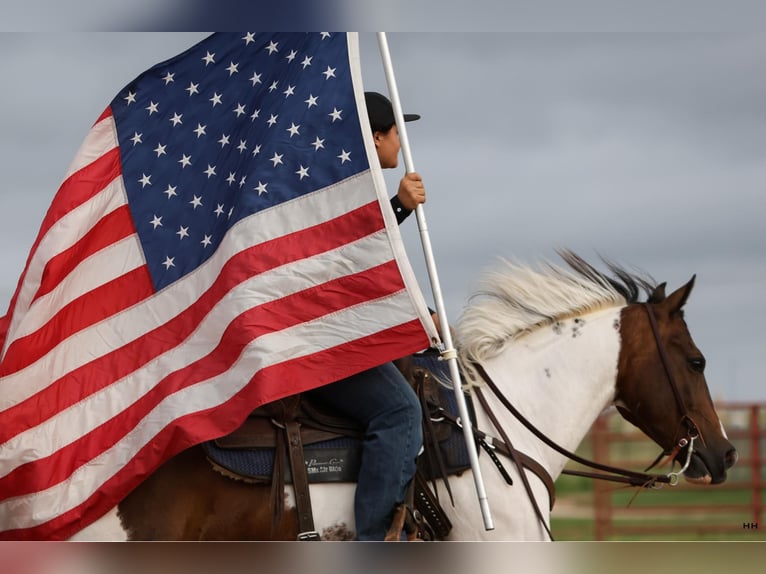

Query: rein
[[466, 302, 703, 532]]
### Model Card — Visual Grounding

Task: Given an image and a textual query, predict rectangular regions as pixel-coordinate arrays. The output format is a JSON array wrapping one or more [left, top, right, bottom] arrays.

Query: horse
[[72, 252, 737, 541]]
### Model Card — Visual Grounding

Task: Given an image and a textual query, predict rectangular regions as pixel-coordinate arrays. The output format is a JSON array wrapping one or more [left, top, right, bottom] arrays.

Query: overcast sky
[[0, 32, 763, 401]]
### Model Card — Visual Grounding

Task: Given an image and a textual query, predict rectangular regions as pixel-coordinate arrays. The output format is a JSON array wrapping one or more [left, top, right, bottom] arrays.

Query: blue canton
[[111, 33, 368, 291]]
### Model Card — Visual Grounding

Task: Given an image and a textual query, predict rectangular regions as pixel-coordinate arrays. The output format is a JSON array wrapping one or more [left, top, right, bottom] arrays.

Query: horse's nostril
[[725, 448, 738, 469]]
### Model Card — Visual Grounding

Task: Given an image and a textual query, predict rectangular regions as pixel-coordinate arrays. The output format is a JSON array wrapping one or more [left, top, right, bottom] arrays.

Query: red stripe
[[0, 319, 428, 541], [0, 260, 408, 497], [95, 106, 113, 124], [32, 205, 136, 303], [0, 146, 121, 357], [0, 266, 154, 376], [0, 201, 386, 441]]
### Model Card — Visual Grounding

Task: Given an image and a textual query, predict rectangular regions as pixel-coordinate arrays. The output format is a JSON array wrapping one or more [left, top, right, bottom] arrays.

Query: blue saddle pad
[[203, 435, 362, 483], [202, 353, 473, 483]]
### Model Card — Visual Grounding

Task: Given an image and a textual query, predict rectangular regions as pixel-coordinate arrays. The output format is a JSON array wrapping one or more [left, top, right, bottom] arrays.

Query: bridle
[[640, 302, 701, 476], [468, 302, 701, 538]]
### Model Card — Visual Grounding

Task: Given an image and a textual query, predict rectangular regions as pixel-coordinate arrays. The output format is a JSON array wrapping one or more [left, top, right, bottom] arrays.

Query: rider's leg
[[306, 362, 422, 540]]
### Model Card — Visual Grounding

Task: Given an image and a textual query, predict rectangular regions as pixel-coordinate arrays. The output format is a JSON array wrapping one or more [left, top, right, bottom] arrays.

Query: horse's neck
[[474, 306, 622, 478]]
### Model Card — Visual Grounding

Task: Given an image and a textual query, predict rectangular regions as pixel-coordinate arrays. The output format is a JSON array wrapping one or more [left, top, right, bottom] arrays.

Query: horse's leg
[[118, 446, 299, 540]]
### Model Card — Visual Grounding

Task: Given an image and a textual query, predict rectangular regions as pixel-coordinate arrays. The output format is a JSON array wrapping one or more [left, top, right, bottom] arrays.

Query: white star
[[226, 172, 237, 185], [202, 51, 215, 65], [186, 82, 199, 96], [201, 235, 213, 248], [320, 32, 331, 39], [204, 164, 217, 178], [283, 85, 295, 97], [287, 122, 300, 137], [154, 143, 167, 157], [170, 113, 183, 126], [338, 150, 351, 163], [266, 41, 279, 54], [296, 165, 309, 180], [270, 152, 283, 166], [214, 204, 225, 217], [267, 114, 278, 127], [252, 144, 261, 157], [250, 108, 260, 121], [210, 92, 222, 107], [179, 154, 191, 168], [226, 61, 239, 75], [218, 134, 230, 147], [193, 123, 206, 138], [329, 108, 342, 122], [162, 256, 175, 269], [233, 103, 246, 117], [177, 226, 189, 240], [131, 132, 142, 145], [150, 214, 163, 229], [124, 91, 136, 105], [286, 50, 297, 62], [190, 195, 203, 209], [255, 181, 268, 195], [323, 66, 336, 79], [305, 94, 318, 108], [139, 173, 151, 187], [239, 176, 247, 187], [163, 185, 177, 198], [162, 72, 175, 85], [237, 140, 248, 153], [312, 137, 325, 150], [242, 32, 255, 45], [301, 56, 312, 69], [250, 71, 262, 86], [146, 101, 159, 115], [268, 81, 278, 92], [228, 207, 234, 219]]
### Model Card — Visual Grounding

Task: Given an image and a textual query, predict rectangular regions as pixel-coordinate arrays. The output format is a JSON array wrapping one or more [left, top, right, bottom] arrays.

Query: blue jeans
[[306, 362, 422, 540]]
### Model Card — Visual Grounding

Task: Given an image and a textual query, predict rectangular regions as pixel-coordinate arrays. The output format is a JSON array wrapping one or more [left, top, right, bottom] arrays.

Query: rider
[[305, 91, 430, 541]]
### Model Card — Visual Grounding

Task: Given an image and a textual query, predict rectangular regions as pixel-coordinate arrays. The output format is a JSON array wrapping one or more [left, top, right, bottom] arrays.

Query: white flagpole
[[376, 32, 494, 531]]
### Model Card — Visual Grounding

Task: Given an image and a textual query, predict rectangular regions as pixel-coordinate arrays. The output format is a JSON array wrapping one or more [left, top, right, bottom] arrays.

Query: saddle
[[202, 352, 555, 540]]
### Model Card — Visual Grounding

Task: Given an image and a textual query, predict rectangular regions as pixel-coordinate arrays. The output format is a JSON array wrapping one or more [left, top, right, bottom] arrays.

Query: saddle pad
[[203, 436, 362, 483], [203, 353, 473, 484]]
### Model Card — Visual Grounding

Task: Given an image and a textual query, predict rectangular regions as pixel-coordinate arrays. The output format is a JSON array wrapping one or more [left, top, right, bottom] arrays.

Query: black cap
[[364, 91, 420, 133]]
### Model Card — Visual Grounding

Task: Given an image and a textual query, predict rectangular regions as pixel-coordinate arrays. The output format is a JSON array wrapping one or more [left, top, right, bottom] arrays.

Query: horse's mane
[[456, 250, 657, 375]]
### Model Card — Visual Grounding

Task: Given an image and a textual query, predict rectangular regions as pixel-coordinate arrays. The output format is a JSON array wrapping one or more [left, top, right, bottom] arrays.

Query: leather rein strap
[[469, 302, 702, 496], [473, 385, 555, 540], [472, 361, 673, 489]]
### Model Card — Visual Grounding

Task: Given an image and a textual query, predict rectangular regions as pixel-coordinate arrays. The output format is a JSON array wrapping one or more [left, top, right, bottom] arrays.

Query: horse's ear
[[648, 282, 667, 303], [662, 275, 696, 314]]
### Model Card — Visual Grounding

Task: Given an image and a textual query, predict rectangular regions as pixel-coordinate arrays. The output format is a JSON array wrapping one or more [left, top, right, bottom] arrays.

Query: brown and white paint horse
[[73, 253, 736, 540]]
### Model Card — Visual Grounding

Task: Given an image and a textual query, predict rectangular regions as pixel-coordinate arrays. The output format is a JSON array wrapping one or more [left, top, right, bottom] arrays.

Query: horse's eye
[[688, 356, 706, 373]]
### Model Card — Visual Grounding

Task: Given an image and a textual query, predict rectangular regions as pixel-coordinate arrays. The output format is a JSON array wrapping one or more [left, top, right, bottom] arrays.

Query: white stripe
[[0, 229, 397, 454], [2, 179, 126, 357], [0, 288, 418, 530], [63, 114, 119, 180], [0, 171, 382, 402], [11, 236, 145, 340]]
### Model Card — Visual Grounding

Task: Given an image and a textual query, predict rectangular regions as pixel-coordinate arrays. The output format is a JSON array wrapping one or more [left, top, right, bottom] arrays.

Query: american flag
[[0, 32, 436, 540]]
